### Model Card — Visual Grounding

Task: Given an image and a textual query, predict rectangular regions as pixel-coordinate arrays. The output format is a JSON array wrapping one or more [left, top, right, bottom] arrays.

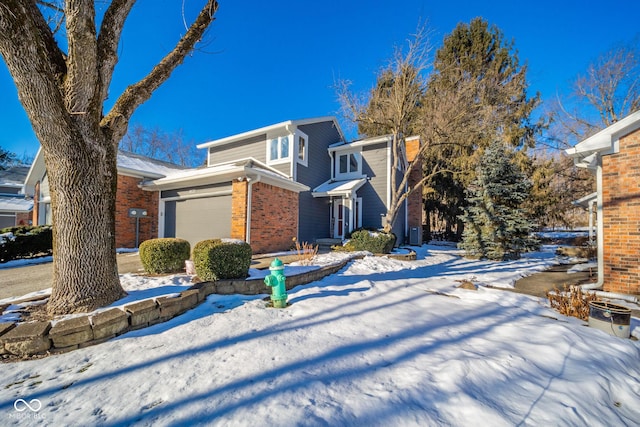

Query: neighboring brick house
[[566, 109, 640, 295], [0, 165, 32, 228], [142, 116, 424, 253], [24, 149, 184, 248]]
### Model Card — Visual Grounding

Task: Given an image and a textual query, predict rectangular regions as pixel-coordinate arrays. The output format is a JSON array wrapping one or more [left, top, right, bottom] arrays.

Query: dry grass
[[292, 238, 318, 266], [547, 284, 600, 321]]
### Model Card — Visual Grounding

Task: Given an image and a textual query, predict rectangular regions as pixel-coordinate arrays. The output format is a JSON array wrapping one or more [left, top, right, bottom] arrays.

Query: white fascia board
[[116, 167, 166, 180], [246, 167, 310, 193], [329, 135, 392, 153], [23, 146, 45, 196], [197, 116, 342, 149], [140, 165, 245, 191], [566, 109, 640, 158]]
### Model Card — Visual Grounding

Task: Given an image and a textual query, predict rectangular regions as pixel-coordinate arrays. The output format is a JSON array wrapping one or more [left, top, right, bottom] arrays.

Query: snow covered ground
[[1, 245, 639, 426]]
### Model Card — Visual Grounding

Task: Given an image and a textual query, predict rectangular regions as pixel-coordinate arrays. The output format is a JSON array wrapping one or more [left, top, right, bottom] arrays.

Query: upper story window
[[335, 151, 362, 178], [268, 135, 290, 163], [296, 131, 309, 166]]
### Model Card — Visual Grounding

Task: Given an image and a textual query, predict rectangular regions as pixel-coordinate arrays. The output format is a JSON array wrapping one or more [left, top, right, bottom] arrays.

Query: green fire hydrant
[[264, 257, 288, 308]]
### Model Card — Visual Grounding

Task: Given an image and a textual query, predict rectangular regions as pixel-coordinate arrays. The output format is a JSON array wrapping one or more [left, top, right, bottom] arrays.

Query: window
[[298, 136, 306, 162], [268, 135, 291, 163], [336, 152, 361, 177]]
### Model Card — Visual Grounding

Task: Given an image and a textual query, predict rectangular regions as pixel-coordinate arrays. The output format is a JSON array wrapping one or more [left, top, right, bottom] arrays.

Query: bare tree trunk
[[1, 0, 218, 315], [45, 132, 125, 313]]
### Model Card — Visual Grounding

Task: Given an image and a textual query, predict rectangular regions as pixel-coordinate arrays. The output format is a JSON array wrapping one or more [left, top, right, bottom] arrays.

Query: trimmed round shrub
[[139, 238, 191, 274], [341, 229, 396, 254], [193, 238, 252, 281]]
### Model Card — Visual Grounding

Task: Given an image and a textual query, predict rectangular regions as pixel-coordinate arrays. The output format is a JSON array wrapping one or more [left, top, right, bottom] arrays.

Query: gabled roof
[[116, 150, 186, 179], [565, 109, 640, 168], [24, 147, 186, 195], [0, 165, 30, 189], [196, 116, 345, 149], [141, 158, 310, 193]]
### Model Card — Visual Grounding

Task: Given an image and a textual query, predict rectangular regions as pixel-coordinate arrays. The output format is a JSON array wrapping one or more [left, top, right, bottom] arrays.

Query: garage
[[162, 183, 233, 249]]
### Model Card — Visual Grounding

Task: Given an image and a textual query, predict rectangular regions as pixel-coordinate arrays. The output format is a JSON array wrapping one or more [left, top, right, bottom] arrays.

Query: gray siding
[[0, 186, 19, 194], [360, 142, 388, 229], [296, 121, 342, 242], [0, 214, 16, 228], [208, 134, 267, 165]]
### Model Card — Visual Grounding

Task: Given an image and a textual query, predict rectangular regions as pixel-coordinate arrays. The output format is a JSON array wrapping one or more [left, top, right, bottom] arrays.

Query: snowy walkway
[[1, 245, 639, 426]]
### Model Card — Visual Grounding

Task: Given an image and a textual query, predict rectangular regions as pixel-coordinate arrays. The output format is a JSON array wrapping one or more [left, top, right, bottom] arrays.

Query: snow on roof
[[0, 165, 30, 188], [0, 195, 33, 212], [116, 151, 186, 178]]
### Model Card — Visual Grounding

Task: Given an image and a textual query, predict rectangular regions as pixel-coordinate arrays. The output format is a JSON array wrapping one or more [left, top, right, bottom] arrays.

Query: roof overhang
[[312, 178, 367, 198], [565, 110, 640, 169], [328, 135, 392, 153], [141, 158, 309, 193], [197, 116, 345, 150]]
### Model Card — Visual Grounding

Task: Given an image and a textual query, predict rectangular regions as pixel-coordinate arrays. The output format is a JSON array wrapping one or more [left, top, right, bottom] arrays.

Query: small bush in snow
[[139, 238, 190, 274], [336, 229, 396, 254], [192, 238, 252, 281]]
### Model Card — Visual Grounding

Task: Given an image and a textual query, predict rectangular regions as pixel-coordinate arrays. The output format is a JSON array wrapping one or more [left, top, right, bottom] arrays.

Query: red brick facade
[[602, 128, 640, 294], [231, 180, 248, 241], [248, 182, 298, 254], [405, 136, 423, 244], [114, 175, 158, 248], [16, 212, 31, 226]]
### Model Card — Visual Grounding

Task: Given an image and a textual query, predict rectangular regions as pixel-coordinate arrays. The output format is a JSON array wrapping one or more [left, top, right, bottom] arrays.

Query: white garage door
[[164, 195, 232, 250]]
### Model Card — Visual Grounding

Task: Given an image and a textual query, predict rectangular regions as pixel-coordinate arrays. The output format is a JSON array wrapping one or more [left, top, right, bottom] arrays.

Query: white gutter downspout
[[579, 156, 638, 303]]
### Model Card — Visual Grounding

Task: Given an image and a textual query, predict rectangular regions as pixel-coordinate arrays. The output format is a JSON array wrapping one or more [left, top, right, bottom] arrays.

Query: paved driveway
[[0, 252, 144, 300]]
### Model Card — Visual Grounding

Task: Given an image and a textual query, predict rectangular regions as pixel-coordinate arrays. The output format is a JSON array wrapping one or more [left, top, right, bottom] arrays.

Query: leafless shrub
[[547, 284, 600, 321], [292, 238, 318, 266]]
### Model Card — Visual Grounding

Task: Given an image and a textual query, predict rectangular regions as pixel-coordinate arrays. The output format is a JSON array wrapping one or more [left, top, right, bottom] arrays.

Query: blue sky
[[1, 0, 639, 160]]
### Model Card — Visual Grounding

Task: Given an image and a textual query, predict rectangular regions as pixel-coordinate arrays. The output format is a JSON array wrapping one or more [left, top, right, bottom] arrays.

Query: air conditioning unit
[[409, 227, 420, 245]]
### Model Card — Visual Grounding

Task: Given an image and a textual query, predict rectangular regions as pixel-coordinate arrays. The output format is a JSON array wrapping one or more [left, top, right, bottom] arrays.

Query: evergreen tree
[[421, 18, 543, 239], [459, 141, 539, 260]]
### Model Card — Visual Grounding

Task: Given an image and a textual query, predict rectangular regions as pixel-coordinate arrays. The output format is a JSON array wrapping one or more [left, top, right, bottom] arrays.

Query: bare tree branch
[[103, 0, 219, 143], [0, 0, 70, 150], [95, 0, 136, 112]]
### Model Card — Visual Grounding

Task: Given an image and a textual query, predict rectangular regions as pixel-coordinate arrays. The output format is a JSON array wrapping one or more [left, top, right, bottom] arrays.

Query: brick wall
[[249, 182, 298, 254], [16, 212, 31, 226], [231, 180, 248, 241], [601, 128, 640, 294], [405, 136, 423, 244], [114, 175, 158, 248]]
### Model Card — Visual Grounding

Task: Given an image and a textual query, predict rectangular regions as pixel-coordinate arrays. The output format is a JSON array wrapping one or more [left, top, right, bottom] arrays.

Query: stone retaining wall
[[0, 257, 360, 359]]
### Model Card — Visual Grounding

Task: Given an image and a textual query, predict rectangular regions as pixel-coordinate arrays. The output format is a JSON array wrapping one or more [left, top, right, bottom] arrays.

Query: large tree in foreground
[[0, 1, 219, 315]]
